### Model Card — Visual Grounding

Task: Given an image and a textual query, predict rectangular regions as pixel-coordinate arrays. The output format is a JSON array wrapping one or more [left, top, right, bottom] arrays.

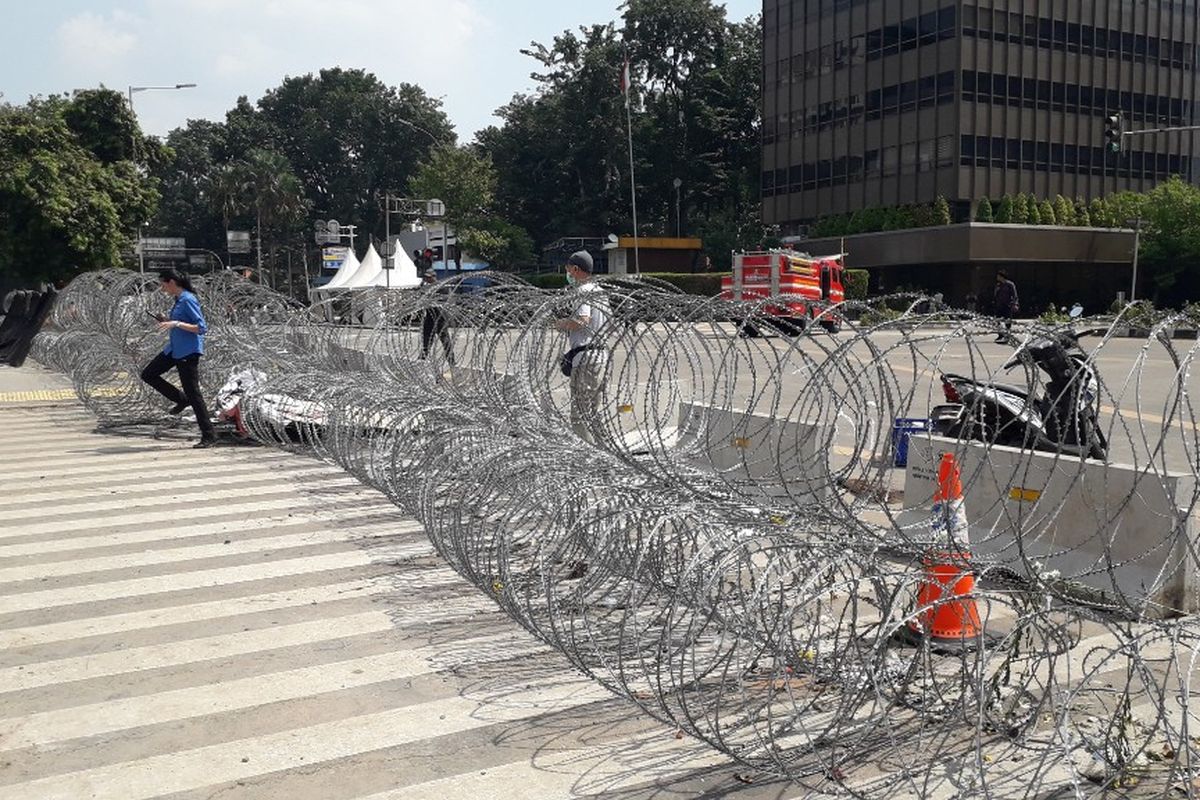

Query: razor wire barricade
[[27, 268, 1200, 798]]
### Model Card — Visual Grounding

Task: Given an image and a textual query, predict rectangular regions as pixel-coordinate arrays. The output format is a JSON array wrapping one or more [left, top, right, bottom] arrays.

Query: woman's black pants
[[140, 352, 216, 439]]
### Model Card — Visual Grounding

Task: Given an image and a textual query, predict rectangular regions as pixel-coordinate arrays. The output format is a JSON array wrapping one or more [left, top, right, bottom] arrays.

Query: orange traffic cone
[[908, 452, 982, 645]]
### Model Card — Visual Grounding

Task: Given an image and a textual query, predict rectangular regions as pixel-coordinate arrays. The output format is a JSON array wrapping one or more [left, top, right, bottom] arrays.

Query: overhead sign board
[[322, 246, 349, 272], [141, 237, 186, 254], [227, 231, 252, 254]]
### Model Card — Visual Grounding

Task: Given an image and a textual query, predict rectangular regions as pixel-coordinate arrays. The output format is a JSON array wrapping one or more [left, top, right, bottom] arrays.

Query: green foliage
[[994, 195, 1014, 224], [975, 198, 994, 223], [409, 146, 497, 230], [1131, 176, 1200, 297], [1027, 199, 1042, 225], [525, 271, 721, 294], [809, 199, 953, 238], [695, 204, 771, 269], [1039, 302, 1069, 324], [525, 273, 568, 289], [257, 68, 453, 231], [62, 89, 143, 164], [242, 148, 309, 247], [1089, 197, 1110, 227], [1012, 193, 1030, 224], [933, 196, 952, 225], [843, 268, 869, 300], [859, 305, 901, 325], [1103, 191, 1145, 230], [808, 213, 849, 238], [148, 68, 455, 262], [1115, 299, 1164, 328], [0, 93, 158, 285], [1038, 200, 1056, 225], [409, 145, 532, 270], [640, 271, 724, 295], [478, 2, 762, 253], [1074, 197, 1091, 227], [1053, 194, 1075, 226], [458, 218, 535, 270]]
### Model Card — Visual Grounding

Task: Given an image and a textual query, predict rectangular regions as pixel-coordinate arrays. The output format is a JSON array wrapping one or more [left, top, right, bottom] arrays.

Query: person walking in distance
[[418, 267, 455, 365], [993, 269, 1019, 342], [140, 269, 217, 448], [553, 251, 609, 444]]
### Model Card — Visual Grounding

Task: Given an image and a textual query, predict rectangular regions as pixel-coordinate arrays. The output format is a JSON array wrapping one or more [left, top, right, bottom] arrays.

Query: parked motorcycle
[[930, 307, 1108, 460]]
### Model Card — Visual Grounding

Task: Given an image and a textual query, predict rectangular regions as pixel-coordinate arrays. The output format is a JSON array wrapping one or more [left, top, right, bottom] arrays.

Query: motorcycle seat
[[988, 381, 1033, 399], [944, 373, 1032, 399]]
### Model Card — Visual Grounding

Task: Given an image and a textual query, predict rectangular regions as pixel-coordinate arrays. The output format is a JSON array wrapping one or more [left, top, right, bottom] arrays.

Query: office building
[[762, 1, 1200, 232]]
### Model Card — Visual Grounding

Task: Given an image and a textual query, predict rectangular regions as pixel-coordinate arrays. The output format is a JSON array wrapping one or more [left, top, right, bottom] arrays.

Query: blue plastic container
[[892, 418, 931, 468]]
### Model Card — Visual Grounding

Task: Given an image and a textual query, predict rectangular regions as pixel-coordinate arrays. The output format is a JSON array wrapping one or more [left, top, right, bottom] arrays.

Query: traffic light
[[1104, 113, 1123, 153]]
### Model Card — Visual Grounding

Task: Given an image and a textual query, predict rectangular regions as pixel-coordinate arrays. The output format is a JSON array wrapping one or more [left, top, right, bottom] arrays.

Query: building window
[[881, 146, 898, 177], [936, 135, 955, 167]]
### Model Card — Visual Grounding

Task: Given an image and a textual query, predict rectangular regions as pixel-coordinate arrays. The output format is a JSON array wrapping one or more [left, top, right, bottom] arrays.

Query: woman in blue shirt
[[139, 269, 217, 448]]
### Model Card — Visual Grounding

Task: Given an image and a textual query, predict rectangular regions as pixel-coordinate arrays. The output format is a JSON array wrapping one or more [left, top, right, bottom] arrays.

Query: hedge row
[[524, 271, 725, 295], [525, 269, 871, 299]]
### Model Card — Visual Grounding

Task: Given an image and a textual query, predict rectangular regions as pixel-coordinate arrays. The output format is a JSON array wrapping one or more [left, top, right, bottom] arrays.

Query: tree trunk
[[256, 203, 268, 289]]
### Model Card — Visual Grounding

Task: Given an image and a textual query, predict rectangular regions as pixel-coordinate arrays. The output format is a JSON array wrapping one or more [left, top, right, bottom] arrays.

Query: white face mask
[[565, 270, 577, 286]]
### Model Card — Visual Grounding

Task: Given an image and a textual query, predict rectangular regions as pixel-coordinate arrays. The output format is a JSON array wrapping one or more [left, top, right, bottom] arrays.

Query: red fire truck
[[720, 250, 846, 333]]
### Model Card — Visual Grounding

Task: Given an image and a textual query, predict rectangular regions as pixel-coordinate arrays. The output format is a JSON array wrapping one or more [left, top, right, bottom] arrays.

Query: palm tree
[[243, 149, 308, 292], [207, 162, 251, 269]]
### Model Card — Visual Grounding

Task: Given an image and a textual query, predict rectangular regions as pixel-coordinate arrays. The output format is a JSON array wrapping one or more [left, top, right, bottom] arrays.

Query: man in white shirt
[[553, 250, 609, 444]]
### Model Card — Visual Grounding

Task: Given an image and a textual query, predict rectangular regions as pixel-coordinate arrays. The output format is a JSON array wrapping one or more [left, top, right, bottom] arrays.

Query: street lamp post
[[673, 178, 682, 238], [127, 83, 196, 276], [1126, 217, 1145, 303]]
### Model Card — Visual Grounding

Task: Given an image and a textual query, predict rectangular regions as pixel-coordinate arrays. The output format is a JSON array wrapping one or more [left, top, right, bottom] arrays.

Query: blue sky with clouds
[[2, 0, 760, 142]]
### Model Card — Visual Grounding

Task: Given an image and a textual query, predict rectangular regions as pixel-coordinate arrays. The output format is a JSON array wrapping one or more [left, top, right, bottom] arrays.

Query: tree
[[975, 198, 994, 222], [409, 145, 532, 270], [1074, 197, 1091, 227], [458, 219, 535, 270], [995, 195, 1014, 224], [1012, 193, 1030, 224], [479, 3, 762, 255], [150, 119, 230, 253], [1038, 199, 1056, 225], [1089, 197, 1111, 227], [933, 196, 952, 226], [1028, 199, 1042, 225], [256, 68, 454, 239], [242, 148, 309, 288], [1053, 194, 1075, 226], [0, 93, 158, 285], [1132, 175, 1200, 300]]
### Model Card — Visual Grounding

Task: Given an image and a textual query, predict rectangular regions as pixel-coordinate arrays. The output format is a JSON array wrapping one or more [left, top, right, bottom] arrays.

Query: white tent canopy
[[344, 243, 384, 288], [319, 247, 362, 292], [346, 245, 422, 289]]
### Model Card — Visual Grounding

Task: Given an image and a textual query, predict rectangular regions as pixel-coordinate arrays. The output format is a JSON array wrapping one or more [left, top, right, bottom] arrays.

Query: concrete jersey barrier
[[903, 433, 1197, 617]]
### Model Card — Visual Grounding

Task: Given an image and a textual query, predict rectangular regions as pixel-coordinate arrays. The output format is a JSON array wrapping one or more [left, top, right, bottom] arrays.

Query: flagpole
[[623, 57, 640, 275]]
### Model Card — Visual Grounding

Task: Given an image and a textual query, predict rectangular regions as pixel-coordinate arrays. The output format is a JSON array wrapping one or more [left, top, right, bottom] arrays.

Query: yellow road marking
[[0, 387, 122, 403]]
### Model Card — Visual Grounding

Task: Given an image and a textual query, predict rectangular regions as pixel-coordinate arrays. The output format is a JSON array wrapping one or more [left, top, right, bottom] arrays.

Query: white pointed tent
[[383, 247, 422, 288], [344, 243, 383, 288], [318, 248, 361, 292], [346, 244, 422, 289]]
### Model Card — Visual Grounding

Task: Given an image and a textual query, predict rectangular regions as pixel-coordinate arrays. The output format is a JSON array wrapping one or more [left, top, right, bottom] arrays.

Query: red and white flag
[[620, 57, 631, 105]]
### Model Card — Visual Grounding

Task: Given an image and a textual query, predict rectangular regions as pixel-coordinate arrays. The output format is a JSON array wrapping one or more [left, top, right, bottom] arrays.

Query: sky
[[2, 0, 760, 142]]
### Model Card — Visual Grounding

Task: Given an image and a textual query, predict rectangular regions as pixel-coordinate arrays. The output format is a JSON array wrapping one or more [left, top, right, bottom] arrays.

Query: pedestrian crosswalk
[[0, 404, 811, 799]]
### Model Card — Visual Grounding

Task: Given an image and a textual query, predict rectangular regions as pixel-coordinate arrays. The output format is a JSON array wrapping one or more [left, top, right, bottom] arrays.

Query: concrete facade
[[802, 222, 1137, 311], [762, 0, 1200, 231]]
